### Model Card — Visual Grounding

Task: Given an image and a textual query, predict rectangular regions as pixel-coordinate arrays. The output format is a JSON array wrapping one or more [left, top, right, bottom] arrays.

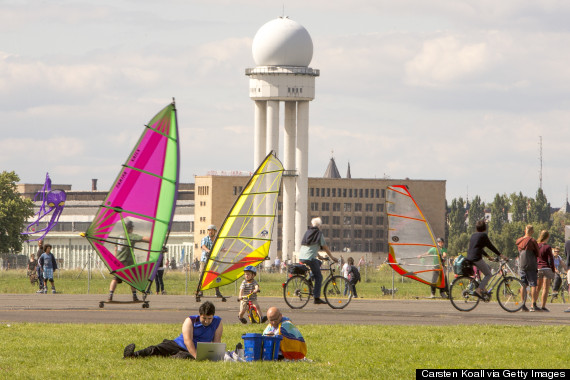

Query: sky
[[2, 0, 570, 206]]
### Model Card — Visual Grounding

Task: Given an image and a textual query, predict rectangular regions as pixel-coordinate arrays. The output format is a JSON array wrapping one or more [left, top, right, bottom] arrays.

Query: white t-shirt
[[342, 263, 350, 279]]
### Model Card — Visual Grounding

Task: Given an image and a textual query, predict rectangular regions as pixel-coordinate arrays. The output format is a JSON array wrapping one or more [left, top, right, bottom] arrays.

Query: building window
[[322, 229, 329, 237], [343, 229, 351, 238], [349, 189, 353, 197], [376, 229, 384, 238], [344, 203, 352, 212], [310, 188, 314, 196], [327, 188, 330, 197], [354, 203, 362, 212], [354, 216, 362, 225], [359, 189, 363, 198], [332, 229, 340, 238], [316, 188, 320, 197], [365, 216, 373, 225], [342, 189, 346, 197], [365, 230, 373, 238], [333, 203, 341, 211], [378, 216, 384, 225], [332, 188, 336, 197], [376, 204, 384, 212], [365, 189, 369, 198], [343, 216, 351, 225], [354, 230, 362, 238], [366, 203, 373, 212], [321, 202, 330, 211], [321, 216, 329, 224], [311, 202, 319, 211], [332, 216, 340, 224]]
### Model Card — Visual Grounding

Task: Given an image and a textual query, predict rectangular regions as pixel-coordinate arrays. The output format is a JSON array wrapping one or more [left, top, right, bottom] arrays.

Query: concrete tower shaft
[[246, 17, 319, 262]]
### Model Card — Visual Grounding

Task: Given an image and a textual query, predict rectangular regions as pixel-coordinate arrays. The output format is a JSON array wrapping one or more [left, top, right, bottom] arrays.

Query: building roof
[[323, 157, 341, 179]]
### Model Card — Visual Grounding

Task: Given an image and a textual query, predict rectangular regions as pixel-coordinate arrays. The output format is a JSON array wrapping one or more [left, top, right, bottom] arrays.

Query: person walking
[[516, 225, 540, 312], [536, 230, 555, 312]]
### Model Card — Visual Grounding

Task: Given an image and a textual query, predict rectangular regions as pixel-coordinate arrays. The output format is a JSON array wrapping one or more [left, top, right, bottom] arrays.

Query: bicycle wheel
[[496, 276, 525, 312], [248, 306, 261, 323], [283, 275, 312, 309], [449, 276, 480, 312], [323, 275, 352, 309]]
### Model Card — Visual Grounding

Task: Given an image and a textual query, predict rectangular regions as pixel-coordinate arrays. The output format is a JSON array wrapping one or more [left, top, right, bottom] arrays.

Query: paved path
[[1, 294, 569, 326]]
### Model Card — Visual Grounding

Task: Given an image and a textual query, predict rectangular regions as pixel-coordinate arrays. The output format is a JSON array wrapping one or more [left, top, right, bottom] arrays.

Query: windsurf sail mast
[[197, 151, 284, 292], [386, 185, 446, 289], [82, 101, 179, 294]]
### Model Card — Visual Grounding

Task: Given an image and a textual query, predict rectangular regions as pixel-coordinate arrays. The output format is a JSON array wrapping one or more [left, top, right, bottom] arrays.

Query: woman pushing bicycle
[[466, 220, 508, 298]]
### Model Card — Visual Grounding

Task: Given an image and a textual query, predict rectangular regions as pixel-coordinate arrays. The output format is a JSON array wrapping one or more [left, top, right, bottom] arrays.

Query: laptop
[[195, 342, 226, 361]]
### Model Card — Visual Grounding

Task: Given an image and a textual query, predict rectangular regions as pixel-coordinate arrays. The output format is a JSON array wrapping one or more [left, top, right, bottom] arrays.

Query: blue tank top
[[173, 315, 221, 350]]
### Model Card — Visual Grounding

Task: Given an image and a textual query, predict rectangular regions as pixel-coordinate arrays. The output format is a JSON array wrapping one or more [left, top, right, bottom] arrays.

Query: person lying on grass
[[123, 301, 223, 359], [262, 307, 306, 360]]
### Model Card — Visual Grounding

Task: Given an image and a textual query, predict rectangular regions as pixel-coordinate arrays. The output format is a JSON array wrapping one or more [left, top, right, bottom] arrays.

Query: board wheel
[[99, 302, 104, 308], [221, 297, 227, 302], [142, 302, 149, 309]]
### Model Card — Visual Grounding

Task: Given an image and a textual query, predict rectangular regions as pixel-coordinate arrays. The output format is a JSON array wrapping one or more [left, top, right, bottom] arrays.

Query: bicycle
[[449, 257, 525, 312], [283, 257, 352, 309], [238, 292, 264, 324], [550, 272, 568, 304]]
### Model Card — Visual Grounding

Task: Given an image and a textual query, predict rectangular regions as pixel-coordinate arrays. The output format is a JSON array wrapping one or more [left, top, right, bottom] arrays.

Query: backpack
[[453, 255, 474, 277], [348, 265, 361, 283]]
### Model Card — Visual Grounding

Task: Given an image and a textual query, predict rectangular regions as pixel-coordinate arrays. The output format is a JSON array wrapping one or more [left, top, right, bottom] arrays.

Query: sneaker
[[564, 308, 570, 313], [216, 293, 224, 298], [107, 295, 113, 302], [51, 289, 56, 294], [429, 294, 436, 299], [36, 289, 44, 294], [123, 343, 136, 359], [313, 298, 327, 305], [541, 307, 550, 312], [239, 317, 247, 324], [532, 303, 541, 311], [42, 289, 47, 294], [261, 316, 268, 323], [529, 306, 536, 312], [440, 292, 449, 299], [132, 295, 139, 302], [161, 291, 167, 295], [521, 305, 529, 312]]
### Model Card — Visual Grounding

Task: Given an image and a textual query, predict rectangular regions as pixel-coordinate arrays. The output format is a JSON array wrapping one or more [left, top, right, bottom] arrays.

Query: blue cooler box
[[261, 335, 283, 361], [242, 333, 262, 361]]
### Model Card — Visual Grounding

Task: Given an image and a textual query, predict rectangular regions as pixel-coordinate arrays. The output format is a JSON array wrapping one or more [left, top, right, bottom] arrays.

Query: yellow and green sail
[[199, 151, 283, 291]]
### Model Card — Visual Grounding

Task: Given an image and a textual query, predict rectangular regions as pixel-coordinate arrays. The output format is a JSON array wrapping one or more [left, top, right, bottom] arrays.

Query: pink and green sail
[[82, 102, 179, 292]]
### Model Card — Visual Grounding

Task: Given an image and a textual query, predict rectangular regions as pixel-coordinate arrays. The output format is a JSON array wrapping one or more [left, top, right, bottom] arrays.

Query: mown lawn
[[0, 323, 567, 379]]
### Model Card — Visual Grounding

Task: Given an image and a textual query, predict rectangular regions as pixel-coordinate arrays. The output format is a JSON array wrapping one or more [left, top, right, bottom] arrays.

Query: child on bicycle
[[238, 265, 267, 324]]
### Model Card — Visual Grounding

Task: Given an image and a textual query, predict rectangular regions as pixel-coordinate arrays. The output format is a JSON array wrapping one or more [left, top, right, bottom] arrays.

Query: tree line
[[446, 188, 570, 257]]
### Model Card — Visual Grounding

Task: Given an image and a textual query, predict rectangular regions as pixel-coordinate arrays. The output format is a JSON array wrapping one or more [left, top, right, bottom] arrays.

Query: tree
[[448, 197, 467, 237], [529, 188, 550, 225], [489, 194, 509, 234], [0, 171, 34, 253], [467, 196, 485, 233], [509, 192, 528, 223]]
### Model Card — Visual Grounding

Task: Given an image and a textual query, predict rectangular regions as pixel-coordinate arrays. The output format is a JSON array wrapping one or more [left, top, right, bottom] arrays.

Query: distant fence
[[14, 243, 194, 271]]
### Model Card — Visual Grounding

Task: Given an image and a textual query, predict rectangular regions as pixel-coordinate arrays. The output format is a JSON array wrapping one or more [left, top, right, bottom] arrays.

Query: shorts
[[43, 268, 54, 281], [520, 270, 538, 287], [113, 276, 124, 284], [537, 268, 555, 281]]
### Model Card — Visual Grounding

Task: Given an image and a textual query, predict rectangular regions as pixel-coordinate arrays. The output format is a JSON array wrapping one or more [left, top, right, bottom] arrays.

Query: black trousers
[[135, 339, 193, 359]]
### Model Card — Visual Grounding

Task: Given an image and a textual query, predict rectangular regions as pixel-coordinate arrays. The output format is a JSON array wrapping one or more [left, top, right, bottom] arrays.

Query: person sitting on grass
[[237, 265, 267, 324], [262, 307, 306, 360], [123, 301, 223, 359]]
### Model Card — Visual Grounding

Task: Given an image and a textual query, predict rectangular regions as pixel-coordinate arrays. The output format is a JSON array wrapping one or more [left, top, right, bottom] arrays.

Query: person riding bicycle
[[466, 220, 507, 299], [299, 217, 338, 305], [237, 265, 267, 324]]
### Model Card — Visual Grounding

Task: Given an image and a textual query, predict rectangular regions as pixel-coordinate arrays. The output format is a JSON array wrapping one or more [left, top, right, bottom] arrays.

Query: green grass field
[[2, 267, 569, 379], [4, 265, 568, 304], [0, 323, 568, 379]]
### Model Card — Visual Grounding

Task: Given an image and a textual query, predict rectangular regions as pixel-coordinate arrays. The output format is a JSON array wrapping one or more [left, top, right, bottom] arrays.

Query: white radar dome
[[252, 17, 313, 67]]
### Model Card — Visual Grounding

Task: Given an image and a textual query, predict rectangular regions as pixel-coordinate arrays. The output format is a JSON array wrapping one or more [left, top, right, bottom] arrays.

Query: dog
[[381, 286, 398, 296]]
